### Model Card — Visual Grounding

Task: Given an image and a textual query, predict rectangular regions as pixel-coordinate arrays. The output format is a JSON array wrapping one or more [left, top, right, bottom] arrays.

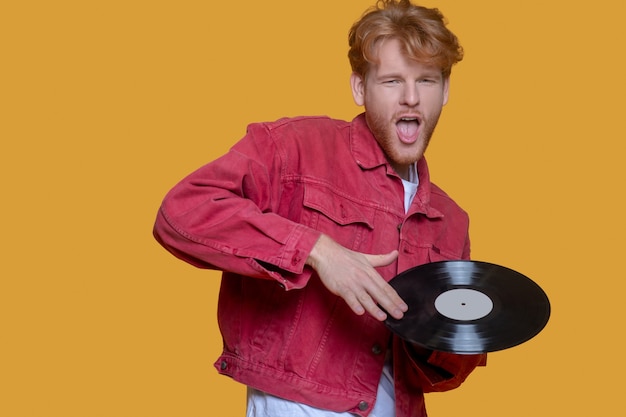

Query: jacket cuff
[[403, 342, 486, 389], [260, 224, 321, 290]]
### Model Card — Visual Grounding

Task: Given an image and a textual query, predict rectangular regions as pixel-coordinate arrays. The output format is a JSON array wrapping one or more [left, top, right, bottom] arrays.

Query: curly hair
[[348, 0, 463, 78]]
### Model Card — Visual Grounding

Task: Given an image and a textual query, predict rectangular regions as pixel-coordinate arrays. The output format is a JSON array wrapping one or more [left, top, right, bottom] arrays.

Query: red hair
[[348, 0, 463, 78]]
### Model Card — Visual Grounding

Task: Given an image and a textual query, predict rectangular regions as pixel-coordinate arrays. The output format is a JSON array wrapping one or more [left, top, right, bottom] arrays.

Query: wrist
[[306, 233, 328, 269]]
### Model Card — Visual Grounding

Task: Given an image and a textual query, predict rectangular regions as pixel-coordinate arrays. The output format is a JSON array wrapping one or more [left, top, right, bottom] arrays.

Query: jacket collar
[[350, 113, 388, 170], [349, 113, 443, 218]]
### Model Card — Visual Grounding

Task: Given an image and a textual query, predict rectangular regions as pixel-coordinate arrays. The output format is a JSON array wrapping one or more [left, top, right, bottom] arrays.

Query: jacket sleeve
[[394, 340, 487, 394], [153, 123, 321, 289]]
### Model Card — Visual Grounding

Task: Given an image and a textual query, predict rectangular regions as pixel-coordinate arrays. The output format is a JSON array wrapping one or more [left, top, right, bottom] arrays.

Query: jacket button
[[291, 251, 301, 266], [371, 344, 383, 355], [220, 361, 228, 370], [358, 401, 369, 411]]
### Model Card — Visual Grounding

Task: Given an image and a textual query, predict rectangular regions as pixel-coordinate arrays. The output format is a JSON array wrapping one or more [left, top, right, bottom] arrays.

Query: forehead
[[368, 38, 443, 77]]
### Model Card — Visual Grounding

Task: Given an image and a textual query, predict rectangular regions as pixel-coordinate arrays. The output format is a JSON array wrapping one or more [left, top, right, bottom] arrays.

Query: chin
[[399, 142, 428, 163]]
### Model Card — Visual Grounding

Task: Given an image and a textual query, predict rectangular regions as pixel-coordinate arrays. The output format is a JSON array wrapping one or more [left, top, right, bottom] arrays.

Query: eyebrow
[[375, 72, 403, 80]]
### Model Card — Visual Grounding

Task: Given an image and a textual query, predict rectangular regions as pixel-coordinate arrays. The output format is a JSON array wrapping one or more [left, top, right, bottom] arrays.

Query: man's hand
[[306, 234, 408, 321]]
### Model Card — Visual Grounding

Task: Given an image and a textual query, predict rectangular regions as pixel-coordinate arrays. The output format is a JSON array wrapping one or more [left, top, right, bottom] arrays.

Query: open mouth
[[396, 117, 421, 144]]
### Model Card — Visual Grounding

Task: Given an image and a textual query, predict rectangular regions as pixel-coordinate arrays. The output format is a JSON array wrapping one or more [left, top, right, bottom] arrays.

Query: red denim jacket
[[153, 114, 486, 417]]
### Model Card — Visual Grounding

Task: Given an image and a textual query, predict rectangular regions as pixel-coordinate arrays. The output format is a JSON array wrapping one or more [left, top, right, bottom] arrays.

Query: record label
[[434, 288, 494, 321]]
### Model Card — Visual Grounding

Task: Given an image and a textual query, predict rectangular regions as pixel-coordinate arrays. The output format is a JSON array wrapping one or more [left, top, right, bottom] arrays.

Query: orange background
[[2, 1, 625, 416]]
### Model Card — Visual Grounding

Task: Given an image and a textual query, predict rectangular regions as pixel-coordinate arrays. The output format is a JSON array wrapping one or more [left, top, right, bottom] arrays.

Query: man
[[154, 1, 486, 416]]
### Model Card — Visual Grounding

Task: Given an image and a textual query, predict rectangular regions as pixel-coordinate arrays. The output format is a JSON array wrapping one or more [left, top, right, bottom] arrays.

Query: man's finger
[[356, 291, 388, 321], [364, 250, 399, 268], [343, 292, 366, 316]]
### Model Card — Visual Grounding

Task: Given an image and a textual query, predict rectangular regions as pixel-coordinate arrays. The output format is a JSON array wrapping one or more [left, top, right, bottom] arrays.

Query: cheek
[[426, 91, 447, 110], [364, 93, 392, 116]]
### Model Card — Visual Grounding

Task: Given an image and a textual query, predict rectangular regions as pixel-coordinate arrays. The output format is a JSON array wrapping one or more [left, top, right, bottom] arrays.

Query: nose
[[402, 83, 419, 106]]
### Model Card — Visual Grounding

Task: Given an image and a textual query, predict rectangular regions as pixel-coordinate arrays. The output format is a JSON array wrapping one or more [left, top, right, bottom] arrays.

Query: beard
[[365, 109, 442, 170]]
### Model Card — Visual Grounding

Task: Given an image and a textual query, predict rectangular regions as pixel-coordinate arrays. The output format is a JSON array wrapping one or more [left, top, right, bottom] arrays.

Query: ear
[[350, 72, 365, 106], [442, 76, 450, 106]]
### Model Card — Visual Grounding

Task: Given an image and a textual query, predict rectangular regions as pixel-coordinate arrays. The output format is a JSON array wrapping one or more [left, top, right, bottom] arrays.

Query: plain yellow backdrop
[[2, 1, 625, 416]]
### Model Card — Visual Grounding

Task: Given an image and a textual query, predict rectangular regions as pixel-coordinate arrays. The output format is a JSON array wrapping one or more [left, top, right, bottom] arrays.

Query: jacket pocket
[[302, 182, 374, 251], [428, 244, 464, 262]]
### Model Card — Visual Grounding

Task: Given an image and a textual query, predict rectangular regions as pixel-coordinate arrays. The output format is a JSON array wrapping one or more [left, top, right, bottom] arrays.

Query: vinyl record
[[384, 260, 550, 354]]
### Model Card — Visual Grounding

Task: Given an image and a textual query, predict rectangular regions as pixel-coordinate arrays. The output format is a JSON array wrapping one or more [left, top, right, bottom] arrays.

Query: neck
[[392, 162, 413, 181]]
